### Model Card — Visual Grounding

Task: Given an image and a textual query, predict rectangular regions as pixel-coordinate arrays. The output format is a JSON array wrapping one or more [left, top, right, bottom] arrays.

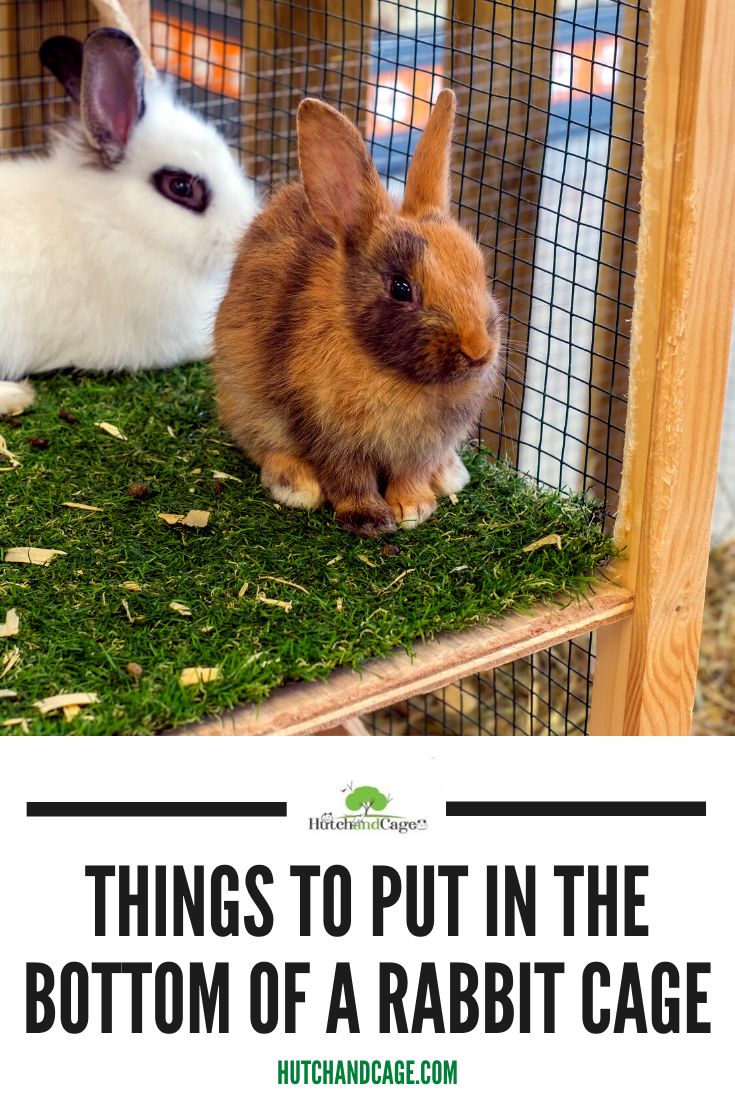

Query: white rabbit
[[0, 27, 259, 415]]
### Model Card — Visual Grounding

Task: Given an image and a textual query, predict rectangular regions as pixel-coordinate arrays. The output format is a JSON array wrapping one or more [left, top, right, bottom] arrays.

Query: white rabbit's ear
[[80, 27, 145, 167], [39, 36, 84, 103], [297, 98, 388, 243]]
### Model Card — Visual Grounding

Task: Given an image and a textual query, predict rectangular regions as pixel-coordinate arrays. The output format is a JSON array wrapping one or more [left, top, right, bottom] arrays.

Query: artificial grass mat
[[1, 364, 614, 735]]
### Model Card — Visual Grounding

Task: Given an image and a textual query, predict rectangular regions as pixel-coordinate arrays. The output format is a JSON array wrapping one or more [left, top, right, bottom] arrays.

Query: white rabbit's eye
[[390, 275, 413, 302], [152, 168, 210, 214]]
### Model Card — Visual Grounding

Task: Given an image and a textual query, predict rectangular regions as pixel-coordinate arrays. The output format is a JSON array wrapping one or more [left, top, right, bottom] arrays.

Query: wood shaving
[[63, 704, 81, 722], [96, 421, 128, 441], [327, 555, 342, 566], [0, 434, 21, 469], [449, 565, 469, 574], [237, 581, 250, 597], [5, 547, 67, 565], [170, 601, 192, 616], [179, 666, 220, 687], [121, 581, 143, 591], [191, 467, 202, 474], [167, 425, 176, 438], [336, 597, 344, 612], [211, 470, 242, 482], [523, 533, 563, 553], [259, 575, 309, 594], [121, 599, 133, 623], [449, 493, 459, 505], [0, 689, 18, 699], [62, 502, 102, 512], [256, 591, 292, 612], [158, 512, 186, 525], [34, 692, 99, 715], [1, 717, 29, 732], [1, 647, 20, 678], [0, 608, 19, 637], [358, 554, 377, 568], [377, 568, 416, 594], [182, 509, 210, 528]]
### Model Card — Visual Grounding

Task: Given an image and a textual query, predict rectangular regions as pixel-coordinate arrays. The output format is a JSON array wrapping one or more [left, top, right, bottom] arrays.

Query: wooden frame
[[169, 582, 633, 736], [2, 0, 733, 736], [589, 0, 735, 736]]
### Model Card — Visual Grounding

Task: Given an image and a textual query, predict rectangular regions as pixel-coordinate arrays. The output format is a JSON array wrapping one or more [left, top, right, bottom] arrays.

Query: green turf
[[0, 364, 614, 735]]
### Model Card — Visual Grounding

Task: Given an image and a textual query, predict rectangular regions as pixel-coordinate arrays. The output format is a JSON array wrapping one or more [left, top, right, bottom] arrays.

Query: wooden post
[[451, 0, 554, 463], [589, 0, 735, 736], [94, 1, 152, 55], [119, 0, 150, 53]]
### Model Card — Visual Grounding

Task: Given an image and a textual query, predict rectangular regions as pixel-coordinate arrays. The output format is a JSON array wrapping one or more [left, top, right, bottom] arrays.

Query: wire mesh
[[0, 1, 97, 155], [0, 0, 650, 735], [365, 636, 595, 736]]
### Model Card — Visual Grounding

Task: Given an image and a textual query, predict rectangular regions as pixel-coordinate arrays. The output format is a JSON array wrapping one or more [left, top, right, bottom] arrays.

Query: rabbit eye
[[152, 168, 210, 214], [390, 276, 413, 302]]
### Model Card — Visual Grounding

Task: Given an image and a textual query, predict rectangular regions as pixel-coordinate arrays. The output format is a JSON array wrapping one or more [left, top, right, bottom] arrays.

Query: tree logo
[[344, 784, 392, 818], [309, 783, 428, 833]]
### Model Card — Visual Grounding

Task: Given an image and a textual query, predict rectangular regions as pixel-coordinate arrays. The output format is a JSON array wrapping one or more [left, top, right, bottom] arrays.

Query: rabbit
[[0, 27, 259, 416], [213, 90, 500, 538]]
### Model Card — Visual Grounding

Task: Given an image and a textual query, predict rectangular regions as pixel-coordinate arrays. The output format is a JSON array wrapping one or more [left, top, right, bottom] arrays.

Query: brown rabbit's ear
[[297, 98, 387, 242], [401, 88, 456, 218], [80, 28, 145, 168]]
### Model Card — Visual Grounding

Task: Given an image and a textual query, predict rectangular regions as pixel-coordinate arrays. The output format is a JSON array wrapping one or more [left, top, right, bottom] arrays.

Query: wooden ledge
[[167, 581, 633, 736]]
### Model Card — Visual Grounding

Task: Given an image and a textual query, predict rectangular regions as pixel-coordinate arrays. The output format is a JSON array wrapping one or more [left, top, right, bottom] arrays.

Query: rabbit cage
[[1, 0, 733, 736]]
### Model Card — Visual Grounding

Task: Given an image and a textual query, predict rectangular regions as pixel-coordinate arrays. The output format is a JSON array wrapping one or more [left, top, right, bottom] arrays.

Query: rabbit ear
[[297, 98, 387, 242], [402, 88, 456, 218], [80, 28, 145, 167], [40, 36, 84, 102]]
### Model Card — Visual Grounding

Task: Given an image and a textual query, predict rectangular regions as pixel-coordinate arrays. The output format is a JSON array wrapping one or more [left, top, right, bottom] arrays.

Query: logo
[[309, 783, 428, 833]]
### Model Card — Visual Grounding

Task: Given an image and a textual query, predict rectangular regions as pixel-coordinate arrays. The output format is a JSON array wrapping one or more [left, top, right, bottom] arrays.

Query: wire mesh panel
[[0, 1, 97, 155], [0, 0, 650, 735], [364, 636, 594, 735], [147, 0, 648, 504]]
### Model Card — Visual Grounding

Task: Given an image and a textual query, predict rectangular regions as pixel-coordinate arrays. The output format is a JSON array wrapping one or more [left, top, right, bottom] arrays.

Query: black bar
[[446, 801, 705, 817], [27, 802, 287, 818]]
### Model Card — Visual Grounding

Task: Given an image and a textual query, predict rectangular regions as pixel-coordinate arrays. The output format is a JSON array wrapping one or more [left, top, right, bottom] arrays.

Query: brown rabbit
[[214, 89, 500, 537]]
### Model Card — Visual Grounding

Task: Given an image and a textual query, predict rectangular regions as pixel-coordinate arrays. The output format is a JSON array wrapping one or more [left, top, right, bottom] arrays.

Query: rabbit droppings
[[214, 91, 500, 538], [0, 28, 259, 415]]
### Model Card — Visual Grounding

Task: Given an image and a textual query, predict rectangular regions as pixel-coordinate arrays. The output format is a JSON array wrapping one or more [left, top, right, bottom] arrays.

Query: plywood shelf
[[169, 581, 633, 736]]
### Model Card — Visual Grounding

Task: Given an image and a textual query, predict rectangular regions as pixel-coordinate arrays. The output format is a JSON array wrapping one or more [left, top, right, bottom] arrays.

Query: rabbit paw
[[261, 452, 324, 510], [431, 452, 470, 497], [0, 379, 35, 416], [336, 498, 397, 539], [385, 480, 437, 530]]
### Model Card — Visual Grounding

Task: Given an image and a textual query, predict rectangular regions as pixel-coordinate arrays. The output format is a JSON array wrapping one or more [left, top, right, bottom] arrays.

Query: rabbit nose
[[460, 344, 492, 369], [460, 331, 494, 365]]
